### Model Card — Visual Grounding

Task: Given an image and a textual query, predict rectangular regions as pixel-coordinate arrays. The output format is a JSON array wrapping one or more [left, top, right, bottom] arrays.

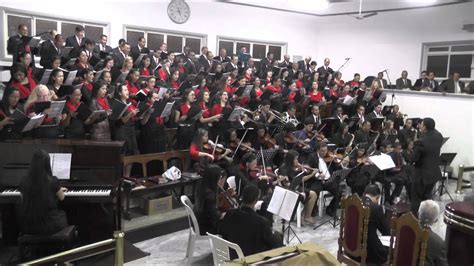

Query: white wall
[[392, 91, 474, 176], [2, 1, 473, 82]]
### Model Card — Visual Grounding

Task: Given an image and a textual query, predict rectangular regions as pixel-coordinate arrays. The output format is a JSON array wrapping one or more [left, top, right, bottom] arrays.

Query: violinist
[[227, 128, 254, 162], [253, 124, 277, 150], [386, 142, 412, 205], [331, 123, 354, 151], [306, 143, 342, 217], [274, 123, 298, 152], [354, 121, 373, 145], [293, 118, 317, 155], [381, 119, 399, 144], [398, 119, 417, 147], [189, 128, 215, 164], [278, 151, 318, 225], [346, 144, 372, 196]]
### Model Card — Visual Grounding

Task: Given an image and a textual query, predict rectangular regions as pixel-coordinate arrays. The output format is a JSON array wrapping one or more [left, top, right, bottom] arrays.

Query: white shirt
[[318, 155, 331, 180], [455, 81, 460, 93], [75, 36, 82, 46]]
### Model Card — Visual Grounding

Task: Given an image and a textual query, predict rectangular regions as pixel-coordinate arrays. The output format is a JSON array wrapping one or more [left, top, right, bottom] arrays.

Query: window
[[422, 41, 474, 80], [2, 8, 109, 62], [217, 37, 287, 62], [124, 26, 206, 55]]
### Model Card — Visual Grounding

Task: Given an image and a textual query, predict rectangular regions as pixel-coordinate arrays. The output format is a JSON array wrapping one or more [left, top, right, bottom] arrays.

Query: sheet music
[[242, 85, 253, 97], [39, 69, 52, 85], [157, 87, 169, 99], [369, 153, 396, 171], [48, 100, 66, 118], [342, 95, 354, 105], [379, 235, 394, 247], [160, 101, 175, 117], [50, 153, 72, 180], [64, 70, 78, 86], [279, 189, 299, 221], [21, 114, 45, 132], [267, 186, 286, 215], [227, 107, 245, 121]]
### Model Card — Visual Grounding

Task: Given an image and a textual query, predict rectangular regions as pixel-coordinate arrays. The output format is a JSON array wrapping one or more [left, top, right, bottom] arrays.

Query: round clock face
[[168, 0, 190, 24]]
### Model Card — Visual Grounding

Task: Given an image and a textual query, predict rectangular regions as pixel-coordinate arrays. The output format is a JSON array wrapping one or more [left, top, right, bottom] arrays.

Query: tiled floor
[[129, 180, 471, 265]]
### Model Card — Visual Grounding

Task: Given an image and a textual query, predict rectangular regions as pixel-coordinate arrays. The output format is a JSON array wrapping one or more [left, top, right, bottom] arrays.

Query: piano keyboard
[[0, 188, 111, 197]]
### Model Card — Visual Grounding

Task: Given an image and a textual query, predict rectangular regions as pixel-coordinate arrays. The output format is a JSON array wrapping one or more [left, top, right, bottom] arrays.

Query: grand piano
[[0, 139, 124, 245]]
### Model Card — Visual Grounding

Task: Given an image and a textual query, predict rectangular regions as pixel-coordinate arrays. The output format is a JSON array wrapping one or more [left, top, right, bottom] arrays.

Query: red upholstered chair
[[386, 212, 430, 266], [337, 194, 371, 265]]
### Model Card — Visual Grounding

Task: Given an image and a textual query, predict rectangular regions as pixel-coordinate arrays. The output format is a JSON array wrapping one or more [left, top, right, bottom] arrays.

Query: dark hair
[[261, 99, 270, 106], [79, 68, 93, 80], [392, 142, 402, 148], [310, 61, 317, 66], [303, 116, 314, 125], [242, 185, 260, 204], [125, 69, 139, 83], [241, 153, 257, 165], [0, 86, 19, 113], [48, 68, 63, 85], [284, 122, 296, 133], [19, 149, 54, 226], [92, 80, 107, 98], [100, 34, 108, 39], [18, 24, 27, 30], [138, 36, 145, 42], [354, 73, 360, 78], [9, 62, 27, 82], [422, 117, 435, 130], [192, 128, 208, 151], [118, 39, 126, 45], [114, 83, 126, 99], [83, 37, 94, 46], [103, 56, 114, 68], [338, 122, 348, 133], [284, 150, 299, 168], [75, 25, 85, 32], [363, 184, 381, 197], [380, 140, 392, 149]]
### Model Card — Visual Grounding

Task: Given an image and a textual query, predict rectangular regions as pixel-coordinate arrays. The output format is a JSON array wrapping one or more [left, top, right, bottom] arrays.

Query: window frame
[[123, 25, 207, 55], [1, 7, 110, 64], [421, 40, 474, 82], [216, 35, 287, 62]]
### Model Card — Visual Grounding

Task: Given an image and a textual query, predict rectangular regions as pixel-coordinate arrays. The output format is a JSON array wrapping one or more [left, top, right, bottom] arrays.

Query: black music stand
[[437, 153, 456, 201]]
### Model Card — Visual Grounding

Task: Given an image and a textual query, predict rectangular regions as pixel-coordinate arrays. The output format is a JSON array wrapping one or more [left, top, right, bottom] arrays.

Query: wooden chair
[[386, 212, 430, 266], [122, 149, 189, 177], [337, 194, 370, 265]]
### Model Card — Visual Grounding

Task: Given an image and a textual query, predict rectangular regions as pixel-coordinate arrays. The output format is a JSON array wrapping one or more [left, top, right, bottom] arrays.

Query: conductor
[[410, 117, 443, 214]]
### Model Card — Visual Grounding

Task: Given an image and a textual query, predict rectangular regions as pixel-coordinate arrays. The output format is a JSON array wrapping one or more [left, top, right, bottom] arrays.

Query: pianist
[[19, 149, 69, 235]]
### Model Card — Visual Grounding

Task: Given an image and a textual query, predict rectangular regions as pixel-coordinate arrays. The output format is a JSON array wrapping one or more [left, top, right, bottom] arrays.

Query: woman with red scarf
[[24, 85, 60, 139], [175, 89, 199, 149], [197, 90, 221, 130], [79, 68, 94, 105], [125, 69, 141, 98], [308, 81, 325, 104], [194, 76, 209, 96], [243, 67, 254, 83], [9, 63, 36, 102], [90, 80, 112, 141], [157, 59, 171, 83], [295, 70, 305, 89], [139, 55, 152, 77], [19, 52, 36, 82], [210, 90, 232, 141], [249, 77, 264, 110], [168, 69, 181, 97], [265, 77, 283, 112], [139, 91, 167, 153], [62, 86, 93, 139], [334, 71, 345, 89]]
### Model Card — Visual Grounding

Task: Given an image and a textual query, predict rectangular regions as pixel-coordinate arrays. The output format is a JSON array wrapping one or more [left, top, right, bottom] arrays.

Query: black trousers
[[410, 178, 436, 214]]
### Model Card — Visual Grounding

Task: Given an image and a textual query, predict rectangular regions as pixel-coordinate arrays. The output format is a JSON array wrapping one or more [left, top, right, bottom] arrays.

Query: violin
[[285, 134, 310, 149], [217, 186, 239, 212], [258, 133, 277, 148], [294, 163, 319, 173], [249, 165, 278, 181], [324, 151, 344, 164]]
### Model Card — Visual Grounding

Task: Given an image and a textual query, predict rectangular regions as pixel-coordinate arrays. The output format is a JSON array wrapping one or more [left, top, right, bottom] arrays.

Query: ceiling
[[215, 0, 470, 17]]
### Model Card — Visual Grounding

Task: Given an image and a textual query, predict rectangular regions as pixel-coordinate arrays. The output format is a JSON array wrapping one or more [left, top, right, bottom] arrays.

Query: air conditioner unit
[[462, 23, 474, 32]]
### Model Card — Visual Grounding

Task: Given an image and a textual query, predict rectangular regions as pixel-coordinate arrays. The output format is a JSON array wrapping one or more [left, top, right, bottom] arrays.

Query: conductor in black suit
[[410, 117, 443, 214], [395, 70, 412, 90], [418, 200, 448, 266], [437, 72, 465, 93], [218, 185, 282, 257], [130, 36, 150, 63], [362, 184, 390, 265]]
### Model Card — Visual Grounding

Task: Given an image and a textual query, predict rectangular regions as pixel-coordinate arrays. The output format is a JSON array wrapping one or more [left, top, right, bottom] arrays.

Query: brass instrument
[[282, 111, 300, 127], [346, 133, 355, 154]]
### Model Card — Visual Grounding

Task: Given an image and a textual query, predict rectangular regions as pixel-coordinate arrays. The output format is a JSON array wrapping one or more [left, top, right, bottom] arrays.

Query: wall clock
[[168, 0, 190, 24]]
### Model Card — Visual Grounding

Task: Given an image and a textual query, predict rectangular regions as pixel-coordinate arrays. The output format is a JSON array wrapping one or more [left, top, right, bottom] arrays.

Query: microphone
[[345, 57, 351, 60]]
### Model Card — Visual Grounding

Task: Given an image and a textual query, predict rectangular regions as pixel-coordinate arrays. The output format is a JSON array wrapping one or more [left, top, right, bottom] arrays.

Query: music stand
[[313, 168, 354, 230], [437, 153, 456, 201], [267, 186, 302, 245]]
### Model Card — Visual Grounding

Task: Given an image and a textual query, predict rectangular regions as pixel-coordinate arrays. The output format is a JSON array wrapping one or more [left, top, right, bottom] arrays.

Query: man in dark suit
[[362, 184, 390, 265], [395, 70, 412, 90], [418, 200, 448, 266], [259, 52, 273, 78], [297, 56, 311, 73], [130, 36, 150, 63], [306, 105, 322, 128], [317, 58, 334, 81], [218, 185, 282, 257], [304, 61, 317, 76], [354, 121, 372, 145], [422, 71, 439, 91], [213, 48, 231, 63], [437, 72, 465, 93], [113, 42, 131, 69], [40, 34, 64, 69], [224, 55, 238, 73], [410, 117, 443, 214], [279, 54, 292, 69], [199, 51, 214, 73], [377, 72, 389, 89], [7, 24, 37, 63], [198, 46, 209, 71], [94, 34, 113, 55], [413, 71, 427, 90], [65, 25, 85, 58]]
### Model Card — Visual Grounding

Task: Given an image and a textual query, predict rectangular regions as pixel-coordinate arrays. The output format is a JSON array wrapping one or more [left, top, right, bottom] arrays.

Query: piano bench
[[18, 225, 77, 261]]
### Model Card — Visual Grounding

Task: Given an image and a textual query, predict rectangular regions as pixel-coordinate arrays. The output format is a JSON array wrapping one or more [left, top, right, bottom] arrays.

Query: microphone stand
[[385, 70, 395, 106], [337, 58, 351, 73]]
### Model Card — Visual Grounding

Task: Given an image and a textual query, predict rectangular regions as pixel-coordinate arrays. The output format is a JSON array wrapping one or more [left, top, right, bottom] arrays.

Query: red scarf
[[12, 77, 37, 100], [199, 101, 210, 118], [67, 100, 80, 112], [140, 68, 150, 77], [97, 96, 110, 110], [84, 82, 93, 92]]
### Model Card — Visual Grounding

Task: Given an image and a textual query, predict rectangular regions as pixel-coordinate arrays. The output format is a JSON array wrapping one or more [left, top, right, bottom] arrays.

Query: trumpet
[[268, 109, 286, 124]]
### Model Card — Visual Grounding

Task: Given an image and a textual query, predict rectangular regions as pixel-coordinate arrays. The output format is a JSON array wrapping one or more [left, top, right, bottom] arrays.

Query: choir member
[[130, 37, 149, 63], [113, 42, 131, 69], [40, 33, 63, 69], [168, 69, 181, 96], [349, 73, 361, 89], [7, 24, 34, 63], [175, 89, 198, 149], [249, 77, 263, 110], [8, 62, 37, 102], [265, 77, 283, 112], [157, 59, 171, 83], [210, 90, 232, 141], [0, 86, 22, 140], [89, 80, 112, 141], [61, 86, 93, 139], [101, 56, 115, 72], [317, 58, 334, 81], [94, 34, 113, 53], [24, 85, 60, 139], [125, 69, 141, 100], [334, 71, 344, 88], [69, 50, 91, 71], [19, 149, 69, 235], [138, 55, 152, 77], [65, 25, 85, 55], [46, 68, 64, 101], [307, 81, 325, 104], [139, 91, 167, 153], [197, 90, 221, 129], [78, 68, 94, 106]]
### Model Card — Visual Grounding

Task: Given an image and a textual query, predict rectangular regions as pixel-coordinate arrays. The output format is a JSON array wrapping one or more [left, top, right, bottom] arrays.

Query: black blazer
[[39, 40, 60, 68], [130, 45, 150, 63], [395, 78, 412, 90], [193, 188, 221, 236], [65, 35, 84, 50], [425, 230, 448, 266], [411, 129, 443, 184], [113, 50, 126, 69], [437, 79, 465, 93], [378, 79, 389, 89], [422, 79, 439, 91], [218, 206, 282, 256], [317, 66, 334, 80], [224, 62, 238, 73], [94, 44, 113, 54], [213, 55, 231, 63], [363, 196, 390, 265], [297, 60, 310, 72]]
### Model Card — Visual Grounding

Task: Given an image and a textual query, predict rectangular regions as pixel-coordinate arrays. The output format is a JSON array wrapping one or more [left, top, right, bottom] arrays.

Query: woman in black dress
[[19, 149, 68, 235], [62, 86, 94, 139], [139, 91, 167, 153], [0, 86, 23, 140]]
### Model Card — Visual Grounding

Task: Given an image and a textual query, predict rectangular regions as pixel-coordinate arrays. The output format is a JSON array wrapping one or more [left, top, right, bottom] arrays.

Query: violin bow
[[232, 128, 248, 159], [260, 147, 269, 184], [212, 135, 219, 159]]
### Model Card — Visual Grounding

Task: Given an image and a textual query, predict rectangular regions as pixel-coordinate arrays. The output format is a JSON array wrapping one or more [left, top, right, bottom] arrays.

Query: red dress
[[140, 68, 150, 77], [158, 68, 169, 81], [309, 91, 323, 102], [296, 79, 304, 89]]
